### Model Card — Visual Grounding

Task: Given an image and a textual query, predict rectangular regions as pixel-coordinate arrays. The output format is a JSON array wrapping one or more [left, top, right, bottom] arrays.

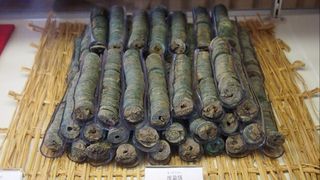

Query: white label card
[[0, 169, 23, 180], [145, 166, 203, 180]]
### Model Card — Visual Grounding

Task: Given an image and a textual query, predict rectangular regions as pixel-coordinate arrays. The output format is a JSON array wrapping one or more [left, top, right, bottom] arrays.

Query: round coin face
[[135, 126, 159, 148], [242, 123, 265, 146], [115, 143, 138, 165], [164, 123, 186, 144], [178, 138, 202, 162], [149, 140, 171, 165], [225, 134, 246, 154]]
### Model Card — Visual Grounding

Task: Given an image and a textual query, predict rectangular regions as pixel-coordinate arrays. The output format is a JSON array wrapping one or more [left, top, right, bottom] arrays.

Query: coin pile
[[41, 4, 285, 167]]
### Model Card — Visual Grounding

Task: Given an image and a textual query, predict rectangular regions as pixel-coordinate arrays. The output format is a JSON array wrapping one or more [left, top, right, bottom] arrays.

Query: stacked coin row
[[41, 4, 285, 167]]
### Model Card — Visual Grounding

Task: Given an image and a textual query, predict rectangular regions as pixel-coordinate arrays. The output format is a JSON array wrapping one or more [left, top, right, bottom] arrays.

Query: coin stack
[[41, 4, 285, 167]]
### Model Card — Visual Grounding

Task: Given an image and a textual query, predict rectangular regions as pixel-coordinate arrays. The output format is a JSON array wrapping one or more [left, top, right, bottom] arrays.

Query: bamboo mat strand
[[0, 16, 319, 179]]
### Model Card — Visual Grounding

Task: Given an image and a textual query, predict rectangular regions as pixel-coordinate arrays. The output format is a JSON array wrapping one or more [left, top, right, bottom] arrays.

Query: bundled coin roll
[[89, 7, 108, 54], [194, 51, 223, 120], [231, 24, 260, 124], [238, 27, 285, 158], [59, 72, 81, 140], [235, 98, 259, 123], [238, 31, 262, 72], [212, 5, 239, 51], [74, 52, 100, 122], [133, 126, 160, 152], [195, 51, 213, 85], [238, 39, 263, 79], [61, 31, 90, 141], [172, 54, 194, 117], [220, 112, 239, 135], [204, 137, 225, 156], [148, 140, 171, 165], [146, 53, 170, 128], [82, 123, 105, 143], [41, 102, 66, 157], [260, 101, 285, 149], [225, 134, 248, 158], [196, 23, 211, 49], [213, 6, 241, 60], [98, 49, 122, 127], [108, 5, 126, 50], [210, 37, 243, 108], [170, 11, 187, 54], [149, 6, 168, 54], [214, 54, 243, 108], [193, 7, 212, 49], [189, 118, 218, 143], [179, 137, 203, 162], [260, 104, 285, 158], [67, 139, 88, 163], [213, 4, 280, 157], [115, 143, 141, 167], [213, 5, 259, 124], [60, 53, 84, 141], [164, 122, 186, 145], [242, 123, 265, 149], [85, 141, 114, 166], [123, 49, 145, 123], [107, 126, 130, 146], [67, 37, 82, 83], [127, 10, 148, 49]]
